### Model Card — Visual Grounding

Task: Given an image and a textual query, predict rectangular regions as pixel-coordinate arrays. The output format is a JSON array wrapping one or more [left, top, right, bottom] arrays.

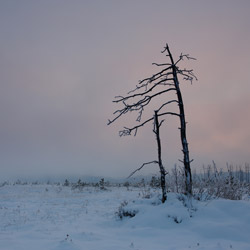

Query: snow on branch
[[108, 43, 197, 140], [119, 111, 179, 137]]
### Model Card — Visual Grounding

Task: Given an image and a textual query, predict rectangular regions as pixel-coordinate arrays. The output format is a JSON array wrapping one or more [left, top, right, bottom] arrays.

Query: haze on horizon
[[1, 0, 250, 181]]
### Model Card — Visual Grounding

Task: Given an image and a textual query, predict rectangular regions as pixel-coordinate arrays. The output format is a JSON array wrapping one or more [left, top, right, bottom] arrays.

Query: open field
[[0, 184, 250, 250]]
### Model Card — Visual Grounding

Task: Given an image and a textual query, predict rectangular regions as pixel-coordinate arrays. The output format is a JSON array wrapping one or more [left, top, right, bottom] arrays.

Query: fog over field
[[1, 0, 250, 180]]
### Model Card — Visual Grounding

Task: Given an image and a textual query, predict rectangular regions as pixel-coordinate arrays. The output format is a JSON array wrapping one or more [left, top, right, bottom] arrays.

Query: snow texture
[[0, 185, 250, 250]]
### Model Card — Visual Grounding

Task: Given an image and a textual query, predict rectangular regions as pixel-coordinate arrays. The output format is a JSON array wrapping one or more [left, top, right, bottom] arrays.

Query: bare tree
[[108, 43, 197, 197]]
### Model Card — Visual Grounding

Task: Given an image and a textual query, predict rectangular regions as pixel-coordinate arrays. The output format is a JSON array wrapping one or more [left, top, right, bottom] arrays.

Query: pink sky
[[0, 0, 250, 180]]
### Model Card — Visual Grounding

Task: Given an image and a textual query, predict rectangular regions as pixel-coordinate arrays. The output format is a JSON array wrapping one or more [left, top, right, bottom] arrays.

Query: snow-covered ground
[[0, 184, 250, 250]]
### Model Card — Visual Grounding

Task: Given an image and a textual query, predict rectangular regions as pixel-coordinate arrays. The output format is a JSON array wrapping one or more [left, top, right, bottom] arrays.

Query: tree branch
[[127, 161, 159, 178], [113, 80, 175, 103], [108, 87, 177, 126], [152, 62, 171, 67], [119, 116, 154, 136], [158, 112, 180, 118], [119, 111, 180, 136], [156, 100, 179, 113], [138, 65, 173, 85]]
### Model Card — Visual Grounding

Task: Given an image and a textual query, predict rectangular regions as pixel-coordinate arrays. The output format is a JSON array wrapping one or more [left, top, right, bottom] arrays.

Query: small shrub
[[99, 178, 107, 190], [72, 179, 85, 191], [116, 201, 138, 219], [123, 181, 130, 190], [150, 176, 161, 188], [63, 179, 70, 187]]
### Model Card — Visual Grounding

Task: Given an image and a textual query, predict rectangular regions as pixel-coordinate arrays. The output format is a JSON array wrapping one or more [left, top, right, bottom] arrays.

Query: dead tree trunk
[[166, 46, 192, 195], [108, 43, 196, 197], [154, 111, 167, 203]]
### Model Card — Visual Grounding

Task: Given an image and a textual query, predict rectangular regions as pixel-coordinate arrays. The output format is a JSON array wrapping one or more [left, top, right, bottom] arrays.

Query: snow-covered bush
[[116, 200, 138, 219], [71, 179, 85, 191], [164, 164, 250, 200], [192, 165, 250, 200]]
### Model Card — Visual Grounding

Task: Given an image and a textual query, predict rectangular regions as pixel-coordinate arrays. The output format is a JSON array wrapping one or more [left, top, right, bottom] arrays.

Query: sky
[[1, 0, 250, 180]]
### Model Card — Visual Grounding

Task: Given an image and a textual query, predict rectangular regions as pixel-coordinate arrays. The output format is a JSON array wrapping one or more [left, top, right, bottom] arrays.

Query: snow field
[[0, 184, 250, 250]]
